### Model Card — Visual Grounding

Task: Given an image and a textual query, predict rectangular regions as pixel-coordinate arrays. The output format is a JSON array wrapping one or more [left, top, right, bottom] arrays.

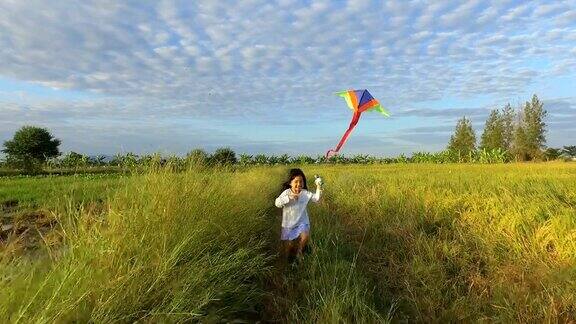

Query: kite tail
[[326, 110, 361, 158]]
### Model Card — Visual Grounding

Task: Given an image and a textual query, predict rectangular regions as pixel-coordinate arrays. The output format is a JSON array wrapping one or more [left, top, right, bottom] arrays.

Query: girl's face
[[290, 176, 303, 194]]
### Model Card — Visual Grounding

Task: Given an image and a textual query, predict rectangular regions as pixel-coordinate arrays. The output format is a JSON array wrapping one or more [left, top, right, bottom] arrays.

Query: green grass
[[1, 163, 575, 322], [0, 173, 124, 210], [0, 166, 123, 178]]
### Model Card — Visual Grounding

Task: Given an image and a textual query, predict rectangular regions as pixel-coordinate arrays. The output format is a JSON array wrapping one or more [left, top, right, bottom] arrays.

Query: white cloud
[[556, 9, 576, 27], [501, 3, 533, 22], [533, 3, 567, 17], [0, 0, 575, 154]]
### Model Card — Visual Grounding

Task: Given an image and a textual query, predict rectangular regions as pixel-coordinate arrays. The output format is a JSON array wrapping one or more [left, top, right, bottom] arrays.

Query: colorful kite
[[326, 89, 390, 158]]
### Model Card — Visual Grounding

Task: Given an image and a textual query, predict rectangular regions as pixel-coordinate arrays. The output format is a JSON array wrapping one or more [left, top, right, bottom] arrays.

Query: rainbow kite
[[326, 89, 390, 158]]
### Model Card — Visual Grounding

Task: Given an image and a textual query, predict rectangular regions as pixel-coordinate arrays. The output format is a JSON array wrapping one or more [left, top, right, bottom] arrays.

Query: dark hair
[[282, 168, 308, 191]]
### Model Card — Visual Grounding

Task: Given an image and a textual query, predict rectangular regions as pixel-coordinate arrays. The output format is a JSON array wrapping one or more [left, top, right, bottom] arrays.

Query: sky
[[0, 0, 575, 157]]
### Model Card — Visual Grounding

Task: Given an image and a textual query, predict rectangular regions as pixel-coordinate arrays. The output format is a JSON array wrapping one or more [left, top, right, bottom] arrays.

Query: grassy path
[[262, 178, 392, 323]]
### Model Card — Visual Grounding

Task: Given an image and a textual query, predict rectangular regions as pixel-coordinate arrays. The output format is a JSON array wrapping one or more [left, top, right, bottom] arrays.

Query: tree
[[2, 126, 61, 171], [501, 103, 515, 152], [563, 146, 576, 158], [480, 109, 505, 151], [253, 154, 268, 165], [238, 153, 254, 166], [277, 154, 290, 164], [209, 147, 237, 165], [544, 148, 562, 161], [60, 151, 89, 168], [447, 117, 476, 160], [93, 155, 107, 166], [186, 149, 208, 165], [512, 95, 547, 161], [524, 94, 547, 160], [513, 119, 529, 161]]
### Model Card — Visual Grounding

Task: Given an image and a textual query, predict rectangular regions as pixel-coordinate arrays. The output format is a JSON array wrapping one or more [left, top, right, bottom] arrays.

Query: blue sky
[[1, 0, 575, 157]]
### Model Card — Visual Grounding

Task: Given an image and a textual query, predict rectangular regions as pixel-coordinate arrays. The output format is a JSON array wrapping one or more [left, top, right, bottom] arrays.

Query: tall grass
[[1, 162, 575, 322], [318, 163, 576, 322], [0, 167, 276, 322]]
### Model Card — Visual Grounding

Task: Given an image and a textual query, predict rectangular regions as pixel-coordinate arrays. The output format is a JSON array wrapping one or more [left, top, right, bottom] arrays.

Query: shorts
[[281, 223, 310, 241]]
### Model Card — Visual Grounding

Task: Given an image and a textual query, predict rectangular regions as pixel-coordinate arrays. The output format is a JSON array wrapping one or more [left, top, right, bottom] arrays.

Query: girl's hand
[[289, 192, 299, 201]]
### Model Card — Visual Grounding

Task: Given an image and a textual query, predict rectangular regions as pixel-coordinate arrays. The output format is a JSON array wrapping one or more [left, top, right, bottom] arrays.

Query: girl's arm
[[275, 191, 291, 208], [309, 185, 322, 203]]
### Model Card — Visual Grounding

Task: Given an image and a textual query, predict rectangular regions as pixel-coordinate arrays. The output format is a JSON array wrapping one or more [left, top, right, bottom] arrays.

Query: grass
[[1, 162, 575, 322], [1, 167, 277, 322], [0, 173, 124, 210], [0, 166, 124, 178], [316, 163, 576, 322]]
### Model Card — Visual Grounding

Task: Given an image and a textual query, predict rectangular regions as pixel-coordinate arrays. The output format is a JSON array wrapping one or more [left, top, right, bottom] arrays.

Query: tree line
[[2, 94, 575, 173], [447, 94, 572, 161]]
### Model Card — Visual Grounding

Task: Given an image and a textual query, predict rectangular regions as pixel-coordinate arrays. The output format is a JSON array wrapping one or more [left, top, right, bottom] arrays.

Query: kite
[[326, 89, 390, 158]]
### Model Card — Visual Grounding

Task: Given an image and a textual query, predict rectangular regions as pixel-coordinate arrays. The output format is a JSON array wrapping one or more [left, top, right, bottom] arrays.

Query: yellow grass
[[1, 162, 574, 322]]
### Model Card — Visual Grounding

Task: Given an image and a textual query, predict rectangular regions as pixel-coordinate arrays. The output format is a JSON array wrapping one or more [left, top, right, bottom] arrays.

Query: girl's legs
[[296, 231, 309, 257], [284, 240, 298, 261], [283, 240, 290, 257], [282, 226, 311, 262], [284, 240, 292, 256]]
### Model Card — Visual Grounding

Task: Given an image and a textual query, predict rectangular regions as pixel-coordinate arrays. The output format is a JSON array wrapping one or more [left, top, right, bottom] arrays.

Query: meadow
[[0, 163, 575, 322]]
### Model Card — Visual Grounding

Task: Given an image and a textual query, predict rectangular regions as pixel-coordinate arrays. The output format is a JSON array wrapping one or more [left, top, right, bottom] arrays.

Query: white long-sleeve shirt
[[275, 188, 321, 228]]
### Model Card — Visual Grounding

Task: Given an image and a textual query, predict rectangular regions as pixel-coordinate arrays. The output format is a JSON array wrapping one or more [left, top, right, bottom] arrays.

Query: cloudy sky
[[1, 0, 575, 157]]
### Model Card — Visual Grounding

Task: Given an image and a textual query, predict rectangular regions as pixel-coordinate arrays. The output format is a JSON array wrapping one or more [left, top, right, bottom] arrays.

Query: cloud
[[0, 0, 575, 154], [401, 125, 455, 134], [1, 1, 574, 101], [393, 132, 451, 148], [533, 3, 569, 18], [394, 107, 490, 119], [545, 97, 576, 116]]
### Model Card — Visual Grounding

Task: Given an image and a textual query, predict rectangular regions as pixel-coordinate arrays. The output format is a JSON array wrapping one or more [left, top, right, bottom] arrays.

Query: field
[[1, 163, 575, 322]]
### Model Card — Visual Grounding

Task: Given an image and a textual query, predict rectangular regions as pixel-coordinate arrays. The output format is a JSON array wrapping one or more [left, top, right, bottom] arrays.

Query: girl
[[274, 168, 322, 261]]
